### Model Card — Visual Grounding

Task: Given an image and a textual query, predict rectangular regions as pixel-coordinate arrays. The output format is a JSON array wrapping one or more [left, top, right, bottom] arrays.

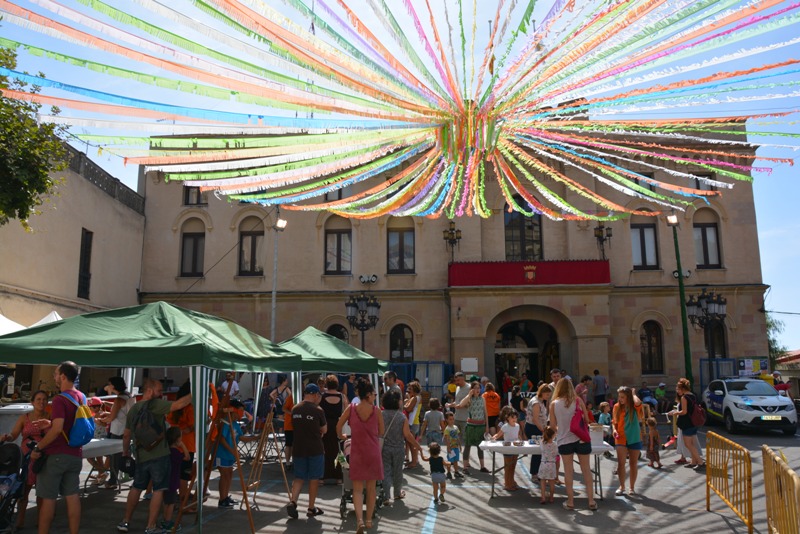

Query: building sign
[[448, 260, 610, 287]]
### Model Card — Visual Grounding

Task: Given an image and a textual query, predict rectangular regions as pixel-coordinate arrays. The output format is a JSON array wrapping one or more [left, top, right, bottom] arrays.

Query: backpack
[[688, 394, 706, 427], [133, 400, 165, 452], [59, 392, 95, 448]]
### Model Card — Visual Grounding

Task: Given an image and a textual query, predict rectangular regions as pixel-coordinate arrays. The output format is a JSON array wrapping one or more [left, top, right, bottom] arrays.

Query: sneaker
[[218, 499, 235, 509], [144, 528, 165, 534], [446, 472, 453, 480], [454, 471, 464, 479], [439, 494, 445, 503], [223, 496, 239, 505], [160, 521, 182, 532], [116, 521, 130, 533]]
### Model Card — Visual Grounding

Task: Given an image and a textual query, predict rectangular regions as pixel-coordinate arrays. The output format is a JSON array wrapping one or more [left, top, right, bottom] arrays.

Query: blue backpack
[[59, 392, 96, 447]]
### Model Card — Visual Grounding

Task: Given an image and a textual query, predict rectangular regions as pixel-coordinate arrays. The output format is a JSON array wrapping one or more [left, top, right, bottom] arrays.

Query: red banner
[[448, 260, 610, 287]]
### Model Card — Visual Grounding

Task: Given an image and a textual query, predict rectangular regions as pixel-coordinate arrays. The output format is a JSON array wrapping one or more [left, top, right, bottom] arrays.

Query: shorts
[[425, 431, 443, 446], [284, 430, 294, 447], [682, 426, 698, 437], [431, 472, 446, 484], [132, 455, 170, 492], [447, 448, 460, 463], [163, 489, 178, 505], [181, 452, 195, 481], [618, 441, 643, 451], [215, 456, 234, 469], [487, 415, 498, 429], [36, 453, 82, 500], [293, 454, 324, 481], [557, 441, 592, 456]]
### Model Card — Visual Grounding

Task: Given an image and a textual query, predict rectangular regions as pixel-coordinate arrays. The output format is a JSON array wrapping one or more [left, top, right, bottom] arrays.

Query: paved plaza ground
[[27, 423, 799, 533]]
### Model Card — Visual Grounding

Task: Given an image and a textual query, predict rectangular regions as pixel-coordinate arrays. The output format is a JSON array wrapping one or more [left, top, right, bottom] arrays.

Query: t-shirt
[[597, 412, 612, 425], [500, 423, 520, 442], [654, 387, 666, 400], [291, 401, 326, 458], [125, 398, 172, 462], [423, 410, 445, 433], [168, 446, 184, 492], [48, 390, 83, 457], [221, 380, 239, 397], [215, 418, 242, 465], [282, 392, 295, 431], [444, 424, 460, 449], [454, 385, 470, 422], [167, 406, 196, 453], [429, 456, 445, 473], [592, 374, 608, 397], [613, 403, 644, 446], [482, 391, 501, 417]]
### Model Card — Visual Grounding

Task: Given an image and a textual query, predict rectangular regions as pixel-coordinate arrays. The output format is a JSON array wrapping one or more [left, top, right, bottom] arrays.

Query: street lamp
[[686, 288, 727, 359], [666, 212, 693, 387], [270, 207, 287, 341], [594, 222, 612, 260], [345, 289, 380, 352], [443, 220, 462, 263]]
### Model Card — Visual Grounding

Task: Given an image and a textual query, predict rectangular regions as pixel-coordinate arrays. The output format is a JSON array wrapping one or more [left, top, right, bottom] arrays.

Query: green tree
[[0, 44, 69, 227], [766, 312, 787, 369]]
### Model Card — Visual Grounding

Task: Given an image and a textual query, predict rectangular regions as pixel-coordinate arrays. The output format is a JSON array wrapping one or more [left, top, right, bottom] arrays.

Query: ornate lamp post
[[666, 213, 693, 387], [443, 220, 462, 263], [594, 221, 612, 260], [686, 288, 727, 359], [345, 277, 381, 351]]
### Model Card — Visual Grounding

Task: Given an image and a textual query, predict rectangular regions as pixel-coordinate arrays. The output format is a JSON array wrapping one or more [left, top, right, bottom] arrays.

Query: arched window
[[238, 216, 264, 276], [389, 324, 414, 363], [325, 215, 352, 275], [180, 218, 205, 277], [326, 324, 349, 342], [387, 217, 415, 274], [504, 195, 543, 261], [639, 320, 664, 375], [693, 208, 721, 269], [707, 321, 728, 358]]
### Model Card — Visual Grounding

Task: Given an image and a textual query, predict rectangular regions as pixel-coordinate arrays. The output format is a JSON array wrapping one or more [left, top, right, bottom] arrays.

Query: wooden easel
[[173, 383, 255, 534], [242, 412, 290, 510]]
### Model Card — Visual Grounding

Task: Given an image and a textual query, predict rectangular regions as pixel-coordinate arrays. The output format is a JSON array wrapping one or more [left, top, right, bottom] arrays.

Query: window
[[504, 195, 543, 261], [180, 218, 205, 277], [77, 228, 93, 299], [639, 321, 664, 375], [325, 215, 352, 275], [183, 186, 208, 206], [692, 173, 716, 191], [326, 324, 349, 342], [693, 208, 721, 269], [238, 216, 264, 276], [631, 224, 659, 269], [633, 172, 656, 192], [390, 324, 413, 362], [387, 217, 415, 274], [707, 321, 728, 358]]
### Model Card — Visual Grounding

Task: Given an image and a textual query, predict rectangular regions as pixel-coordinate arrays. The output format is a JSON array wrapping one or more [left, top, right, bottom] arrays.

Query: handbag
[[570, 403, 591, 443], [379, 412, 399, 451]]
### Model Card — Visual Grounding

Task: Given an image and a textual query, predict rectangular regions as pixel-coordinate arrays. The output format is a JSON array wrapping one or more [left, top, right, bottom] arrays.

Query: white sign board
[[460, 358, 479, 374]]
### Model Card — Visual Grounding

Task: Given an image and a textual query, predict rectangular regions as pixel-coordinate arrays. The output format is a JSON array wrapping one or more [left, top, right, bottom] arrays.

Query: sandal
[[479, 467, 490, 473], [562, 502, 575, 511], [404, 463, 420, 470], [356, 523, 365, 534], [589, 501, 598, 511], [615, 488, 626, 496], [286, 501, 298, 519], [366, 520, 373, 529], [307, 507, 324, 517], [396, 491, 406, 500], [540, 499, 547, 505]]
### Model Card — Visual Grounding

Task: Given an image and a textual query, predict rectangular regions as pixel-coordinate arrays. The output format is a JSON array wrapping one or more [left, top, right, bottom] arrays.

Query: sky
[[2, 0, 799, 349]]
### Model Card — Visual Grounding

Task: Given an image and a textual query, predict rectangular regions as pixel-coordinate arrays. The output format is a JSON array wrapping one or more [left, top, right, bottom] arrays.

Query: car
[[702, 378, 797, 436]]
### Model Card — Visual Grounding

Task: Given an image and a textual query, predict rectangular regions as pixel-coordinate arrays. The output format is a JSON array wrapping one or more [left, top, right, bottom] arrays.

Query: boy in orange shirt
[[482, 383, 501, 434]]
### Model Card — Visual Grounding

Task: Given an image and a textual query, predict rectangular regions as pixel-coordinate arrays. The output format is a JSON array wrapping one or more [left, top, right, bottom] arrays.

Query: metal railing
[[706, 431, 753, 534], [762, 445, 800, 534]]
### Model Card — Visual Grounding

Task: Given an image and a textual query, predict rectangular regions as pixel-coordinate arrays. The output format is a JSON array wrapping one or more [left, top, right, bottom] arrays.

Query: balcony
[[447, 260, 610, 287]]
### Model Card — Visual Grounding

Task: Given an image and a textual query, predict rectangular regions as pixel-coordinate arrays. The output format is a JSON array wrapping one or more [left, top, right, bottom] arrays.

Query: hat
[[469, 375, 480, 382], [658, 382, 666, 387], [304, 383, 321, 395], [772, 371, 781, 376], [87, 397, 102, 407]]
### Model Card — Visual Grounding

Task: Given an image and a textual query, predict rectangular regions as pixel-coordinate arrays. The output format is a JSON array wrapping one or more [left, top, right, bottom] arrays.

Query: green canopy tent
[[278, 326, 389, 373], [0, 301, 301, 533]]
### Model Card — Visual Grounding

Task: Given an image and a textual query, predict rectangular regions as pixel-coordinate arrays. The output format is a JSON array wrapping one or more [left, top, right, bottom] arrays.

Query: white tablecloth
[[82, 438, 123, 458], [479, 440, 613, 455]]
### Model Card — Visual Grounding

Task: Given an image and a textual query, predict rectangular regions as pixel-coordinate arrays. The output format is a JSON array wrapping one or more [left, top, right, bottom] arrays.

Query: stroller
[[338, 440, 386, 519], [0, 442, 26, 533]]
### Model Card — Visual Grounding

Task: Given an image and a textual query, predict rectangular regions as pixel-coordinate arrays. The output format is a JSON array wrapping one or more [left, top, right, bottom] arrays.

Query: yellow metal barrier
[[706, 431, 753, 534], [762, 445, 800, 534]]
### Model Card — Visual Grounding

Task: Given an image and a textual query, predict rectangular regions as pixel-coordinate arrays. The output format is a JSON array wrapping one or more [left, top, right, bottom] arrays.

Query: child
[[162, 426, 190, 531], [646, 418, 662, 469], [422, 442, 449, 503], [492, 406, 521, 491], [216, 399, 250, 508], [538, 426, 557, 504], [87, 397, 109, 484], [443, 412, 463, 479], [597, 402, 613, 457], [419, 398, 445, 446], [585, 401, 597, 423]]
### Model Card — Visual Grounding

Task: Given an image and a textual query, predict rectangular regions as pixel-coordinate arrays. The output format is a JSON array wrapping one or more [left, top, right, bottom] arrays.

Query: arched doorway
[[494, 320, 559, 385]]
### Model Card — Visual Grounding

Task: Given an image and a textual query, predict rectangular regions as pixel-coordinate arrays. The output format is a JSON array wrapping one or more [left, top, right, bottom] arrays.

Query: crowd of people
[[1, 362, 720, 533]]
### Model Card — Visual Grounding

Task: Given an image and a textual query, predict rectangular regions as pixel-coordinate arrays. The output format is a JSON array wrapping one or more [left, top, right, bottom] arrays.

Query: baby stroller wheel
[[339, 500, 348, 519]]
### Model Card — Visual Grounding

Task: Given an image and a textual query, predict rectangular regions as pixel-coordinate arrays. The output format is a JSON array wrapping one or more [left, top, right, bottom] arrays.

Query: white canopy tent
[[30, 311, 63, 326], [0, 315, 25, 336]]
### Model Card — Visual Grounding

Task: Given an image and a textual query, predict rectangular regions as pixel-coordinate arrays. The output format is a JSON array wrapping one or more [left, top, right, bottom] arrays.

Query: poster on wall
[[460, 358, 478, 374], [738, 358, 768, 377]]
